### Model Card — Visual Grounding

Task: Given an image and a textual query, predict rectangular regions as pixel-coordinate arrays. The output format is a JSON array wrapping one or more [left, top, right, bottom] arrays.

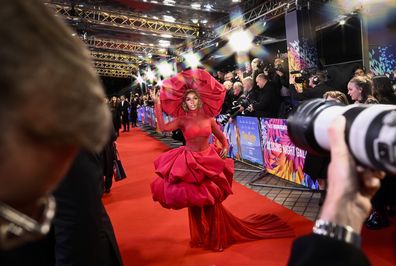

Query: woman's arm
[[151, 91, 180, 132], [210, 119, 228, 158]]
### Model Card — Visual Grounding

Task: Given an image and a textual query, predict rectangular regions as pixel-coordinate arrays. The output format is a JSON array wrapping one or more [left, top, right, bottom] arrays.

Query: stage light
[[339, 19, 346, 25], [183, 52, 201, 69], [157, 79, 163, 87], [204, 4, 213, 10], [157, 61, 174, 77], [191, 19, 199, 24], [136, 72, 144, 85], [163, 0, 175, 5], [228, 29, 253, 53], [161, 34, 173, 38], [191, 3, 201, 9], [146, 68, 156, 82], [159, 39, 171, 47], [163, 15, 176, 22]]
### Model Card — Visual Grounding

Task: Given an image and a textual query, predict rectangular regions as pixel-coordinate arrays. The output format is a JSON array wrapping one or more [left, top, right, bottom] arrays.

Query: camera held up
[[287, 99, 396, 175], [220, 95, 252, 125]]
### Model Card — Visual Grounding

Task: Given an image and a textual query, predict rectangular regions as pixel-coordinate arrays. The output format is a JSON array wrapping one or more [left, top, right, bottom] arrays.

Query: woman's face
[[347, 82, 362, 101], [185, 92, 199, 111]]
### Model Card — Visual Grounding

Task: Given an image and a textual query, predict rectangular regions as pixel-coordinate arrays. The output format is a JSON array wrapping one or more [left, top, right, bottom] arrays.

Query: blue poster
[[149, 107, 156, 128], [236, 116, 263, 165], [143, 106, 149, 124], [137, 107, 143, 122], [222, 119, 240, 159], [162, 113, 172, 137]]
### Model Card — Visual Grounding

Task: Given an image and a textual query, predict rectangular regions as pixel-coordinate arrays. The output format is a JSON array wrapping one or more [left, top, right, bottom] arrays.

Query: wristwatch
[[313, 219, 361, 248]]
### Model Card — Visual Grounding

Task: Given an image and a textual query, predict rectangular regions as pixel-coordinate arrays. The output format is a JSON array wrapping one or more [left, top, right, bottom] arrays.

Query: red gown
[[151, 105, 294, 251]]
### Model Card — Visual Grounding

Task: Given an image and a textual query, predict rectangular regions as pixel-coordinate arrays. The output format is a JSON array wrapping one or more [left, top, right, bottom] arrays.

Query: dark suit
[[129, 98, 139, 127], [252, 81, 281, 118], [102, 126, 118, 193], [221, 89, 234, 114], [288, 234, 370, 266], [119, 100, 130, 131], [53, 151, 123, 266]]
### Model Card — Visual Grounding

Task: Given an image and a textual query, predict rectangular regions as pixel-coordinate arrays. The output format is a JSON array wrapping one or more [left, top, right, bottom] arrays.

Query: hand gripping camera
[[287, 99, 396, 174]]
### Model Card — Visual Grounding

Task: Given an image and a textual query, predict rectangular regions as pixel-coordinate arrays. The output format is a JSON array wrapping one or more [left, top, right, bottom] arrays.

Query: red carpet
[[103, 127, 396, 266]]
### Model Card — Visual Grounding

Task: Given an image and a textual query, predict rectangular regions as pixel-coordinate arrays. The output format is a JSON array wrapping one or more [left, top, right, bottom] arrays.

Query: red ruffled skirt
[[150, 145, 294, 251]]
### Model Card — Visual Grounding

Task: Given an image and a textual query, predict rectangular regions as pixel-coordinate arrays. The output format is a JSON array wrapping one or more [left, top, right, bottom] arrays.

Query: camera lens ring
[[287, 99, 334, 155]]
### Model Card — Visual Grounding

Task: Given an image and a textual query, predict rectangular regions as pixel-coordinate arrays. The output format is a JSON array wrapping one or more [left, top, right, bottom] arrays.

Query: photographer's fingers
[[328, 116, 349, 162], [358, 168, 384, 198], [326, 116, 356, 196]]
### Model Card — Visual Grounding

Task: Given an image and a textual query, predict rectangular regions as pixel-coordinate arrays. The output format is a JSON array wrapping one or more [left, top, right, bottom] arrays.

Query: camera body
[[233, 96, 251, 110], [220, 95, 253, 125], [287, 99, 396, 174], [290, 69, 312, 84]]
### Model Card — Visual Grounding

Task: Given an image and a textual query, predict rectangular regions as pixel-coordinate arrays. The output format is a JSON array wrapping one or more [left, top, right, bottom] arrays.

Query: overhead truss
[[85, 37, 168, 56], [48, 3, 199, 39], [96, 68, 132, 78], [94, 61, 137, 71], [91, 51, 141, 64]]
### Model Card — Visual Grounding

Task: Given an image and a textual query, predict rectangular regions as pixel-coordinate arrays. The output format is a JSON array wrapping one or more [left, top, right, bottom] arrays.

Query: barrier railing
[[138, 106, 319, 190]]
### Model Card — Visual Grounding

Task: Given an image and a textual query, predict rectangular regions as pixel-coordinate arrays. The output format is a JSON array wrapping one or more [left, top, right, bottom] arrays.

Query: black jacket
[[288, 234, 371, 266], [53, 151, 123, 266], [252, 81, 281, 118]]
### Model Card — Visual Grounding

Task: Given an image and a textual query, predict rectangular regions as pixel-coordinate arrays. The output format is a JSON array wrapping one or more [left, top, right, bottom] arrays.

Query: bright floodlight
[[136, 72, 144, 85], [228, 29, 253, 53], [183, 52, 201, 69], [339, 19, 346, 25], [157, 61, 174, 77], [146, 68, 156, 82]]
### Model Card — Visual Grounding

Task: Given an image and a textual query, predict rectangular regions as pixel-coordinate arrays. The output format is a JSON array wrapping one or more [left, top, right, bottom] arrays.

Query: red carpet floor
[[103, 127, 396, 266]]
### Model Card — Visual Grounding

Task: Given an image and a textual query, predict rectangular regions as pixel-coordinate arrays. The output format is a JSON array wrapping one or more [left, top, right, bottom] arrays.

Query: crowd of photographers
[[214, 57, 396, 233], [215, 57, 396, 122]]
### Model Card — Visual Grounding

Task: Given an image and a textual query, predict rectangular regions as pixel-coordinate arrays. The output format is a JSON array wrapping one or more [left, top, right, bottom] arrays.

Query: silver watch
[[0, 196, 56, 250], [313, 219, 361, 248]]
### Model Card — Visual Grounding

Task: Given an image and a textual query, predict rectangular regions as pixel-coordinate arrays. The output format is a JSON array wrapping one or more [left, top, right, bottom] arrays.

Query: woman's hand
[[149, 90, 160, 104], [219, 148, 227, 159]]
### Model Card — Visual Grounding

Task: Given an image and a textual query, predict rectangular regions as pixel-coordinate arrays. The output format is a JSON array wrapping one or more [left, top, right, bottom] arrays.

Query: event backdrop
[[236, 116, 263, 165], [260, 118, 318, 189]]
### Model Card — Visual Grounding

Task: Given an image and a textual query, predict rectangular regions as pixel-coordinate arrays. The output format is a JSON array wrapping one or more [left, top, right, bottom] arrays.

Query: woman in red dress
[[150, 69, 293, 251]]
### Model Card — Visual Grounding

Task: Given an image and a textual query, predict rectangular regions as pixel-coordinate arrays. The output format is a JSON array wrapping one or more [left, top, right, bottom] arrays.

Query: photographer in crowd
[[248, 73, 281, 118], [289, 70, 332, 102], [221, 80, 234, 114], [288, 116, 384, 266]]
